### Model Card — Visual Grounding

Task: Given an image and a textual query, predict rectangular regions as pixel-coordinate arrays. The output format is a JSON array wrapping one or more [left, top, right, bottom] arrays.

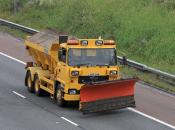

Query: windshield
[[68, 48, 117, 66]]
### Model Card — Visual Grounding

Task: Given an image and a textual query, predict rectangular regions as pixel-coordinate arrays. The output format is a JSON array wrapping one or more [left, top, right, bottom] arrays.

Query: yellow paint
[[64, 94, 80, 101]]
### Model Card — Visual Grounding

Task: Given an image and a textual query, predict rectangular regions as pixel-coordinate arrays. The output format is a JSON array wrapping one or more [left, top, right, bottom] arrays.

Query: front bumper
[[64, 94, 80, 101]]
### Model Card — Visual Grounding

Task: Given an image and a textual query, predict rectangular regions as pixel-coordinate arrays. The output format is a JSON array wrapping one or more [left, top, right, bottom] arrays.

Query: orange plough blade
[[79, 78, 137, 114]]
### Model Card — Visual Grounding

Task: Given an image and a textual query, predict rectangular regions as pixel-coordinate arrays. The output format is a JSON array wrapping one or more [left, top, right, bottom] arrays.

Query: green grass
[[0, 26, 27, 39], [120, 66, 175, 93], [0, 0, 175, 74]]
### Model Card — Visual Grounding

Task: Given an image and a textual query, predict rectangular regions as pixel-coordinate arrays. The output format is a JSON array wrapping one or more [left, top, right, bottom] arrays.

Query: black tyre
[[25, 70, 34, 93], [34, 74, 43, 96], [56, 86, 67, 107]]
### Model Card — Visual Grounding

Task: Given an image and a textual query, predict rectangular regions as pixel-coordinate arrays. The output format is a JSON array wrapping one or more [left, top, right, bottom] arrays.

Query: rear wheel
[[34, 74, 43, 96], [25, 71, 34, 93], [56, 86, 67, 107]]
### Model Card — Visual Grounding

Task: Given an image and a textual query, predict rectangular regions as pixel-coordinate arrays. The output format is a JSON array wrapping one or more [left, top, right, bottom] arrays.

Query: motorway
[[0, 32, 175, 130]]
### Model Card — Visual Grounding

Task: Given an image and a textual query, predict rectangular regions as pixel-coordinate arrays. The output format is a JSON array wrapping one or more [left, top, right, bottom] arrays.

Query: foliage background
[[0, 0, 175, 74]]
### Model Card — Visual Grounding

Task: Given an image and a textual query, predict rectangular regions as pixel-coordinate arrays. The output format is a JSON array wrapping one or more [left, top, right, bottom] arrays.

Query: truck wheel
[[56, 87, 67, 107], [34, 74, 43, 96], [25, 70, 34, 93]]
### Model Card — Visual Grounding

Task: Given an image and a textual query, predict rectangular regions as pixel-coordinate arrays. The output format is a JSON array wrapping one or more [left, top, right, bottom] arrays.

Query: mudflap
[[79, 78, 137, 114]]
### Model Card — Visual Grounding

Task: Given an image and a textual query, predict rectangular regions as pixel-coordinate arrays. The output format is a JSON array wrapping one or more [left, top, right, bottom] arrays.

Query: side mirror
[[58, 48, 66, 63], [122, 56, 127, 65], [62, 49, 66, 55], [58, 49, 62, 61], [114, 50, 117, 64]]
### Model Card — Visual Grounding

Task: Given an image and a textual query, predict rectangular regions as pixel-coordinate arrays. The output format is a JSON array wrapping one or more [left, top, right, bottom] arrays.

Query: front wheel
[[56, 87, 67, 107]]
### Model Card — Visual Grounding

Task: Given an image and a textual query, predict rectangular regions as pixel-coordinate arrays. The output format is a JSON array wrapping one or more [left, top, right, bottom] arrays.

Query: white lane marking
[[1, 51, 175, 129], [12, 91, 26, 99], [61, 117, 79, 127], [128, 108, 175, 129], [0, 52, 26, 65]]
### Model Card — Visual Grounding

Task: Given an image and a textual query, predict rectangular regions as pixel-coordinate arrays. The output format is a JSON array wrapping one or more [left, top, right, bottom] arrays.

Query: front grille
[[78, 76, 108, 84]]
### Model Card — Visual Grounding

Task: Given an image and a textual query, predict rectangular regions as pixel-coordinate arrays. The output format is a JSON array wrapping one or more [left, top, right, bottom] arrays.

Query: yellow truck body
[[25, 30, 137, 114]]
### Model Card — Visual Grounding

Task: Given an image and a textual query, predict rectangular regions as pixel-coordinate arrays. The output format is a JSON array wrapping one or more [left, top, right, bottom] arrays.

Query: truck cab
[[56, 39, 120, 102]]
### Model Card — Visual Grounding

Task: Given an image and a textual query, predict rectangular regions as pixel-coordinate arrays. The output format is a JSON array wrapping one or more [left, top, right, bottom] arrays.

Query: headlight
[[110, 70, 117, 75], [68, 89, 80, 94], [71, 71, 79, 76], [95, 40, 103, 46], [68, 89, 77, 95]]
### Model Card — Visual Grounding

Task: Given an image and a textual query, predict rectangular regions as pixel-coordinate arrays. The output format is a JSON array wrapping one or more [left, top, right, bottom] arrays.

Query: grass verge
[[121, 66, 175, 94], [0, 26, 27, 39]]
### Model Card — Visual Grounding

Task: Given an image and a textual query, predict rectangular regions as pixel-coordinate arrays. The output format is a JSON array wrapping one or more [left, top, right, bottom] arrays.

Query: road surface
[[0, 32, 175, 130]]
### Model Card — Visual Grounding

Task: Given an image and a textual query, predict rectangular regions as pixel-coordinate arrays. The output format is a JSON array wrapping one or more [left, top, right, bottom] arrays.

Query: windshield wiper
[[75, 63, 110, 67], [76, 63, 92, 67], [76, 64, 109, 67], [96, 64, 109, 66]]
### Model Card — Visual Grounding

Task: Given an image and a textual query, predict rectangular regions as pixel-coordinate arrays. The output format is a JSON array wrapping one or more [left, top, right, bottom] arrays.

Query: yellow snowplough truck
[[25, 30, 137, 114]]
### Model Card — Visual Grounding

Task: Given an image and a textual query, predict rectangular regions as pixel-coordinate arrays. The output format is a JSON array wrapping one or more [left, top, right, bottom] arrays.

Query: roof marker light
[[67, 40, 79, 45], [104, 40, 115, 45]]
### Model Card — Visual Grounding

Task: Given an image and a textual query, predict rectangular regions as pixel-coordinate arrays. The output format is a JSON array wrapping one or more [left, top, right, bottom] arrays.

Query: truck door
[[57, 48, 69, 84]]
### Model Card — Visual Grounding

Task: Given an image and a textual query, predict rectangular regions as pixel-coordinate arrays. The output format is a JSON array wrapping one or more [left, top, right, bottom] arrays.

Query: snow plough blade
[[79, 78, 137, 114]]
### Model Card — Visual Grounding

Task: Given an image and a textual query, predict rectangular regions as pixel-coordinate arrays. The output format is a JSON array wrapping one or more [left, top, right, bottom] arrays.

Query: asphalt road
[[0, 32, 175, 125], [0, 52, 174, 130], [0, 32, 175, 130], [0, 33, 175, 130]]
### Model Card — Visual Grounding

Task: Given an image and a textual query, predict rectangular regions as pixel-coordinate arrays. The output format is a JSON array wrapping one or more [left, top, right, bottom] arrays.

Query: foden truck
[[25, 30, 137, 114]]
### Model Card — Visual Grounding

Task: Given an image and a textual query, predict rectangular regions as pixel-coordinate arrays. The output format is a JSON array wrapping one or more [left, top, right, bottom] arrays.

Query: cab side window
[[59, 48, 66, 63]]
